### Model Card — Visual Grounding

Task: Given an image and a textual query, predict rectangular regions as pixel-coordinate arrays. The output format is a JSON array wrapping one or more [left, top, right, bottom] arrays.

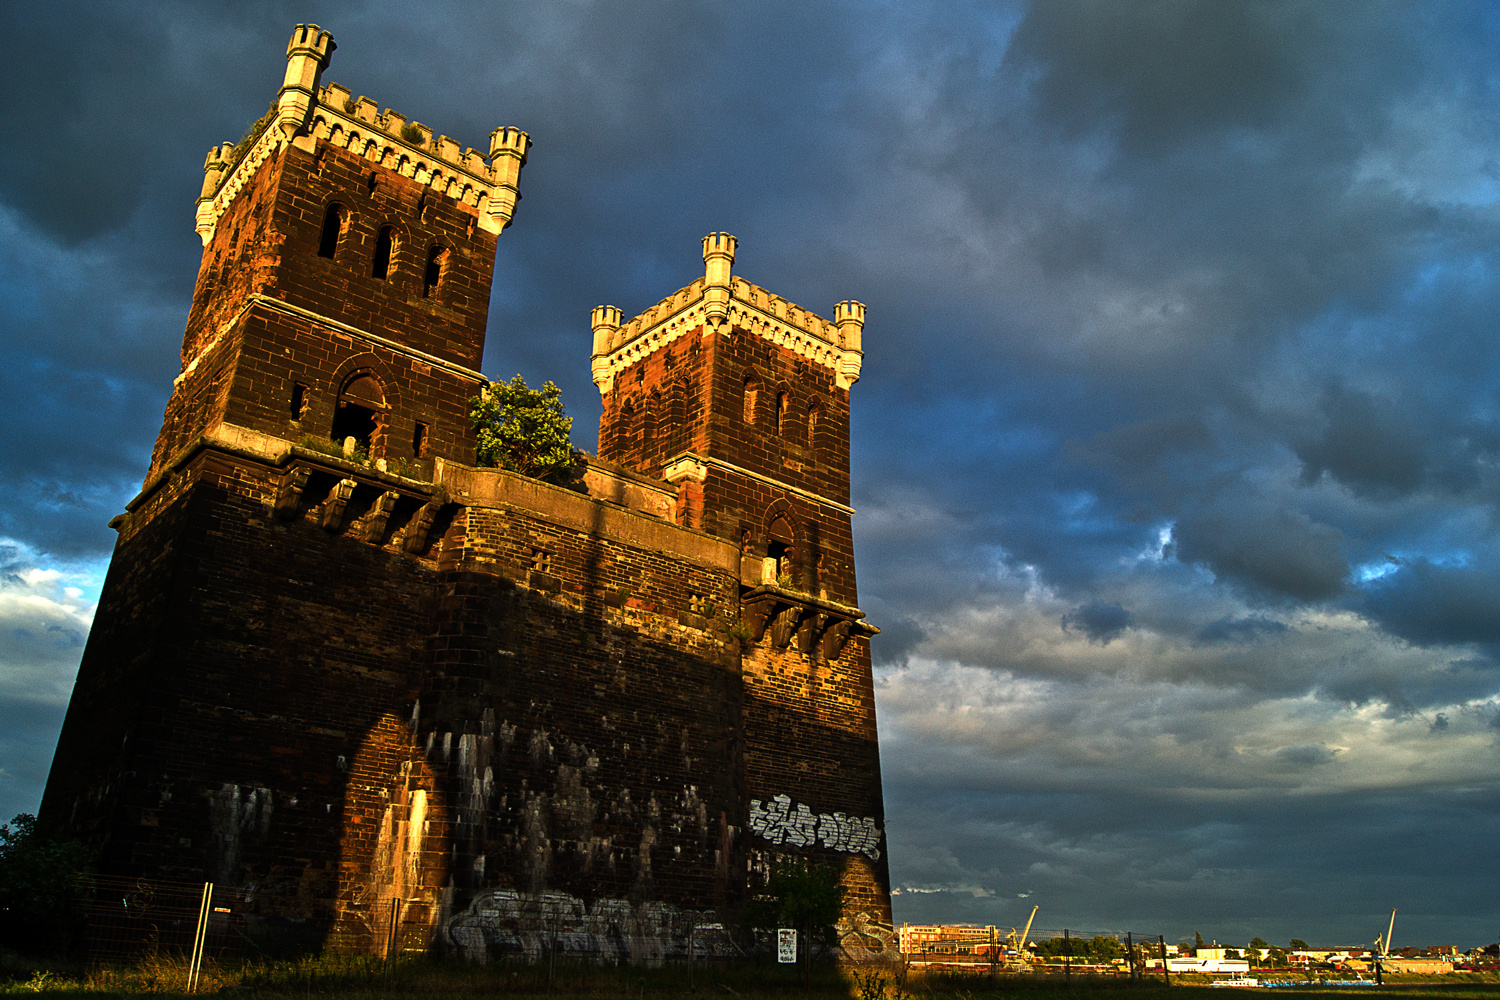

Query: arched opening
[[807, 403, 822, 451], [318, 203, 347, 259], [743, 377, 760, 424], [776, 392, 790, 436], [643, 391, 661, 443], [764, 516, 796, 586], [372, 226, 396, 280], [331, 373, 386, 456], [617, 400, 636, 455], [423, 245, 448, 298]]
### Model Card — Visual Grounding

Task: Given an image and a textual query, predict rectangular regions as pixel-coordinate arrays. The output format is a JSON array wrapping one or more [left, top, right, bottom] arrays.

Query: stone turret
[[590, 304, 623, 392], [833, 300, 865, 353], [277, 24, 336, 142], [702, 232, 737, 331], [487, 127, 532, 234]]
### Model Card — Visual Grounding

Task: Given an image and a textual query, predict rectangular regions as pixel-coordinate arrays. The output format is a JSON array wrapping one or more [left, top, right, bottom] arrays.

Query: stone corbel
[[357, 491, 401, 543], [819, 619, 852, 660], [739, 584, 878, 659], [770, 605, 814, 650], [397, 499, 442, 554], [274, 467, 312, 521], [320, 478, 357, 532]]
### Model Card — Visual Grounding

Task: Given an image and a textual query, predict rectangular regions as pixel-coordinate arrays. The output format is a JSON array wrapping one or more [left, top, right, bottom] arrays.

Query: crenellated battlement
[[195, 25, 530, 246], [589, 235, 866, 394]]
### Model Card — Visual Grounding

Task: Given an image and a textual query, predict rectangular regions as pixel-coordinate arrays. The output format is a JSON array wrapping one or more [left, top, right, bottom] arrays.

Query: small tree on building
[[469, 375, 583, 484]]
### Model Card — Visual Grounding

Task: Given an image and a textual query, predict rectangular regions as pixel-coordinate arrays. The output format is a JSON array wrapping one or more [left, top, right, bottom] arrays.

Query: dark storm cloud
[[1175, 497, 1348, 601], [1060, 600, 1132, 644], [7, 0, 1500, 944], [1295, 382, 1429, 497], [1194, 616, 1289, 646], [1010, 0, 1314, 151], [1363, 558, 1500, 647]]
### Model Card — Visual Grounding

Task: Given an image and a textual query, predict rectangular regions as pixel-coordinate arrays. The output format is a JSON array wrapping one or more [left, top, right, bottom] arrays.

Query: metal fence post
[[187, 882, 213, 994], [384, 897, 402, 984]]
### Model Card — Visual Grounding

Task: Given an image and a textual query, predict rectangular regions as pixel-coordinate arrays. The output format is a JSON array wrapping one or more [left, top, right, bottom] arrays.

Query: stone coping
[[195, 26, 529, 245], [590, 275, 865, 393]]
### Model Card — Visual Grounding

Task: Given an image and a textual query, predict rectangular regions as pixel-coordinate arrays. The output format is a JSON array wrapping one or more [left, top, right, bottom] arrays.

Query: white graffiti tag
[[748, 794, 882, 860]]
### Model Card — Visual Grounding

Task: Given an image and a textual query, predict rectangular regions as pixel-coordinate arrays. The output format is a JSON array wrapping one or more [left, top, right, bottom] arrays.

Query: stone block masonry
[[40, 23, 892, 962]]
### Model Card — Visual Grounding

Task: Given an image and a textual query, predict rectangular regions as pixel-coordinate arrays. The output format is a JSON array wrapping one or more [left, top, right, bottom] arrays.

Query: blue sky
[[4, 0, 1500, 950]]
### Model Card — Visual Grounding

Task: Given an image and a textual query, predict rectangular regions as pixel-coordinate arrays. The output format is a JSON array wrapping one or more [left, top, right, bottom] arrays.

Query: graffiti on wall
[[747, 794, 881, 859], [445, 889, 740, 965]]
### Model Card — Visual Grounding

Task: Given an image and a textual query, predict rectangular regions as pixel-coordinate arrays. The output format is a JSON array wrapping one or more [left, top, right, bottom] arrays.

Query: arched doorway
[[332, 372, 386, 457]]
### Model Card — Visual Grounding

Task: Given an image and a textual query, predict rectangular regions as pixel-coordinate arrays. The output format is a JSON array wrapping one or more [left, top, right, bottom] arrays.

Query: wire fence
[[79, 875, 252, 967]]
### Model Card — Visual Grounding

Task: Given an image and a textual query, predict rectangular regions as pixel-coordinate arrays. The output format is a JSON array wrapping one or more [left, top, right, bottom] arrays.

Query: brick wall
[[43, 99, 892, 958]]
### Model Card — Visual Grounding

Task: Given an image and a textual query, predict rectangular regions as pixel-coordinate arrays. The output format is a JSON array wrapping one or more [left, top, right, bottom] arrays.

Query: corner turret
[[590, 305, 623, 392], [486, 127, 532, 233], [702, 232, 737, 331], [833, 299, 866, 390], [277, 24, 336, 146]]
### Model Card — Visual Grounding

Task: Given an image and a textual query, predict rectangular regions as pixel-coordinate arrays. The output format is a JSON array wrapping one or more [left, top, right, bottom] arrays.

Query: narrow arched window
[[765, 516, 796, 586], [807, 404, 821, 451], [423, 245, 448, 298], [743, 378, 760, 424], [617, 401, 636, 455], [372, 226, 396, 280], [643, 391, 660, 442], [776, 392, 790, 435], [318, 203, 346, 259]]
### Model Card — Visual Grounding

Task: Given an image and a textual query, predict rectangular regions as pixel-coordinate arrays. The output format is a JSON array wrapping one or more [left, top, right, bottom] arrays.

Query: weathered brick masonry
[[41, 24, 892, 960]]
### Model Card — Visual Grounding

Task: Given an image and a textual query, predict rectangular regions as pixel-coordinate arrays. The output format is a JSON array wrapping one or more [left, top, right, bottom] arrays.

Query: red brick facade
[[41, 25, 890, 961]]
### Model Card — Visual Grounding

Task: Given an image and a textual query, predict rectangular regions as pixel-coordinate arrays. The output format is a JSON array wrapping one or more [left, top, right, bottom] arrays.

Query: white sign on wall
[[777, 928, 798, 964]]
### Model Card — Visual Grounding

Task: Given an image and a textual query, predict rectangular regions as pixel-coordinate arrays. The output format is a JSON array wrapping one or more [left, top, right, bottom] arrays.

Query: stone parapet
[[196, 24, 529, 246], [590, 235, 866, 394]]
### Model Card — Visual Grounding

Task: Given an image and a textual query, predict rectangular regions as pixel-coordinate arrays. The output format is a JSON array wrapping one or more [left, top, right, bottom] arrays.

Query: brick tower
[[41, 24, 531, 938], [590, 235, 890, 935], [42, 26, 892, 960]]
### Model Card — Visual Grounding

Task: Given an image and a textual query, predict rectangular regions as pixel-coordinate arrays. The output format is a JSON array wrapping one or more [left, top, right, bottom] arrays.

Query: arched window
[[372, 226, 397, 280], [423, 245, 448, 298], [776, 392, 790, 436], [742, 377, 760, 424], [765, 516, 795, 586], [617, 400, 636, 455], [807, 403, 822, 451], [318, 203, 347, 259], [331, 372, 386, 456], [643, 391, 661, 442]]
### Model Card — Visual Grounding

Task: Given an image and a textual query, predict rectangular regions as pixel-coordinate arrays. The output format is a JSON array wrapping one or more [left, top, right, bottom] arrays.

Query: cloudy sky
[[5, 0, 1500, 949]]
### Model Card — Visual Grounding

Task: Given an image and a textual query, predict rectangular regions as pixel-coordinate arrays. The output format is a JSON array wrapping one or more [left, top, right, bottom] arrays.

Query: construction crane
[[1375, 909, 1396, 956], [1002, 905, 1040, 965]]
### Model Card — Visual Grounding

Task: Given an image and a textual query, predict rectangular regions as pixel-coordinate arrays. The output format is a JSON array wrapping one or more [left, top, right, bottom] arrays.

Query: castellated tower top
[[590, 234, 866, 394], [195, 24, 530, 246]]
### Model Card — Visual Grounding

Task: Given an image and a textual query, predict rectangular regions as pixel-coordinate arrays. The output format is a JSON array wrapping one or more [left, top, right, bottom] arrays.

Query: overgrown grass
[[1, 950, 1496, 999]]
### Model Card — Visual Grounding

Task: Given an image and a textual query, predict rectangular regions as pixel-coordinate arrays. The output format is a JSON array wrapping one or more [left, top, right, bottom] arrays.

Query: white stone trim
[[196, 82, 527, 245], [591, 282, 865, 395]]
